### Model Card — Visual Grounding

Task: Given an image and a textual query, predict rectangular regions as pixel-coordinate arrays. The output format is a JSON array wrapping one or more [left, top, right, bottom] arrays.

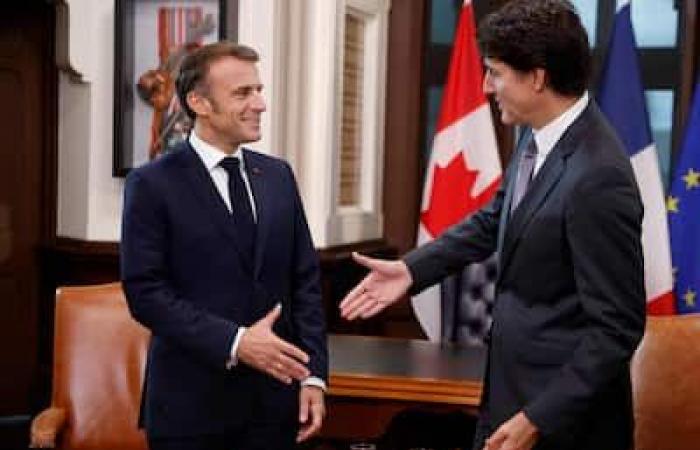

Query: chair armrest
[[30, 407, 67, 448]]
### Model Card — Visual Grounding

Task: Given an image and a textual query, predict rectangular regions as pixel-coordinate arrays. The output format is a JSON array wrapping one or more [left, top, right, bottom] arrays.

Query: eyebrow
[[231, 84, 263, 93]]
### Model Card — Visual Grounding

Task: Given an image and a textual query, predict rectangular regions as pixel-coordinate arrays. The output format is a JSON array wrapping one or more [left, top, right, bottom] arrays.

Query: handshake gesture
[[236, 251, 413, 383], [236, 304, 325, 443], [237, 304, 310, 384], [339, 252, 413, 320]]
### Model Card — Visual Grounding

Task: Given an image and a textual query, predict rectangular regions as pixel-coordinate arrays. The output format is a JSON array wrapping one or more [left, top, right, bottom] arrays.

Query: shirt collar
[[189, 130, 244, 172], [532, 91, 589, 158]]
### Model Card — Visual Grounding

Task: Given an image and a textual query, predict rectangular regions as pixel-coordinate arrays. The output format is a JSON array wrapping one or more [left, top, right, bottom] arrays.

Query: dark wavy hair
[[477, 0, 591, 97], [176, 42, 259, 120]]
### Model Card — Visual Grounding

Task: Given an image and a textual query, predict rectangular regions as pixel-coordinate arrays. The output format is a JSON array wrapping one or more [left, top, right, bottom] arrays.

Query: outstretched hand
[[237, 304, 310, 384], [339, 252, 413, 320]]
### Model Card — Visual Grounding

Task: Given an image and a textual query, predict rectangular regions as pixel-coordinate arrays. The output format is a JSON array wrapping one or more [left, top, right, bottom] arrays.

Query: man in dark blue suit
[[340, 2, 645, 450], [121, 42, 327, 450]]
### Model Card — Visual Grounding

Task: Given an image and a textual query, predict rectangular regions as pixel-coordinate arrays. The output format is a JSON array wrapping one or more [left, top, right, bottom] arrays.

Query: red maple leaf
[[421, 153, 500, 237]]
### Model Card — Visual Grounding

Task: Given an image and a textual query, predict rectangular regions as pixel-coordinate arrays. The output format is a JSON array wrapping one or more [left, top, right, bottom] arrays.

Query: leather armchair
[[30, 283, 149, 449], [632, 313, 700, 450]]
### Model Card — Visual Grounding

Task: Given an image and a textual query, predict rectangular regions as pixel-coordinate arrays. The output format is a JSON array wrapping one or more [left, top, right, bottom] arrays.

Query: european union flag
[[669, 80, 700, 314]]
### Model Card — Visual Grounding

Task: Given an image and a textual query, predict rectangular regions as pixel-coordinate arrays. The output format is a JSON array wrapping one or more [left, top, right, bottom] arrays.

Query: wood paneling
[[0, 2, 56, 446], [383, 0, 426, 256], [675, 0, 699, 160], [0, 0, 55, 413]]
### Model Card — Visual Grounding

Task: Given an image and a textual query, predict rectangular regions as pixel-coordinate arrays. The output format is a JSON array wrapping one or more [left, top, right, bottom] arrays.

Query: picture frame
[[113, 0, 228, 176]]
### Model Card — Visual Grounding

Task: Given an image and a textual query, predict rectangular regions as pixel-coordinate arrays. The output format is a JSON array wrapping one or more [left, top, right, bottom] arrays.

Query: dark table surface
[[329, 334, 487, 383]]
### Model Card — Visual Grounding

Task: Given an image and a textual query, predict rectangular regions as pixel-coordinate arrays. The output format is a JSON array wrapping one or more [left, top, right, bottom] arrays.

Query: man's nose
[[252, 92, 266, 112], [482, 73, 494, 94]]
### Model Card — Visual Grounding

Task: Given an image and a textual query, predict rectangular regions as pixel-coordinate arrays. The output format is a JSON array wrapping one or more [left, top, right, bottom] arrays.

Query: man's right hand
[[339, 252, 413, 320], [237, 304, 310, 384]]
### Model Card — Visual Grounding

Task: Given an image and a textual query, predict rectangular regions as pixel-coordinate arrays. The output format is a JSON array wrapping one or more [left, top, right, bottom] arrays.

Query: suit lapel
[[499, 154, 566, 270], [498, 102, 596, 274], [242, 149, 269, 279], [178, 143, 254, 274], [496, 137, 526, 256]]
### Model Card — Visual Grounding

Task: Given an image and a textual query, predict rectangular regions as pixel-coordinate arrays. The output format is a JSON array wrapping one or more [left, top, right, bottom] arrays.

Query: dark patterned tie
[[510, 137, 538, 213], [219, 157, 256, 258]]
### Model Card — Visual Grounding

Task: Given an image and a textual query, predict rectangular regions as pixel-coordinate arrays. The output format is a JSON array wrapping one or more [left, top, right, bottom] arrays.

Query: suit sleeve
[[404, 178, 505, 294], [523, 165, 646, 436], [121, 170, 238, 370], [285, 163, 328, 382]]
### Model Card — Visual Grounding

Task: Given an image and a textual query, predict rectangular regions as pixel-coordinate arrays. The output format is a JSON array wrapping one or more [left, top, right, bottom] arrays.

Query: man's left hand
[[484, 411, 539, 450], [296, 385, 325, 443]]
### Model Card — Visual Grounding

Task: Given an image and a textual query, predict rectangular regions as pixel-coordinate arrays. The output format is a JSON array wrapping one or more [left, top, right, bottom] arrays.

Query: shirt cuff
[[226, 326, 247, 369], [302, 376, 327, 392]]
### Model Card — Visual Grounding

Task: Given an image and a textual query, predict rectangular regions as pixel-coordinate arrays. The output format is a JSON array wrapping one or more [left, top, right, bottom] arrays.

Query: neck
[[193, 121, 239, 155], [529, 93, 580, 130]]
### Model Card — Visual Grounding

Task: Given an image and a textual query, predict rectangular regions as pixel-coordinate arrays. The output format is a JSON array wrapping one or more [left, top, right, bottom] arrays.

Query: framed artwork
[[113, 0, 227, 176]]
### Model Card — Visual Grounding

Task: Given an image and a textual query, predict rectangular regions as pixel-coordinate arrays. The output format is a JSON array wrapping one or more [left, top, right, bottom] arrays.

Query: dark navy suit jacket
[[120, 142, 327, 438], [405, 102, 646, 450]]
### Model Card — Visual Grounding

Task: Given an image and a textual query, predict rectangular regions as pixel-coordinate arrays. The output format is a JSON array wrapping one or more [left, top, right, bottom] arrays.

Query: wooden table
[[323, 334, 486, 440]]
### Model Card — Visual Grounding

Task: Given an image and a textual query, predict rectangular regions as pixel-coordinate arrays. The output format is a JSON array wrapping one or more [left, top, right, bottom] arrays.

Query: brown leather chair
[[632, 313, 700, 450], [30, 282, 149, 449]]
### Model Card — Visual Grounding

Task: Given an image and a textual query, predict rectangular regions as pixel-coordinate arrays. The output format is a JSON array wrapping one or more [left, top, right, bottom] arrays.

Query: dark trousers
[[148, 421, 297, 450]]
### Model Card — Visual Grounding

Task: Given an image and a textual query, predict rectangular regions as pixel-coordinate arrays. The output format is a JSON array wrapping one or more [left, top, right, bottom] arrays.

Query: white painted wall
[[58, 0, 122, 241]]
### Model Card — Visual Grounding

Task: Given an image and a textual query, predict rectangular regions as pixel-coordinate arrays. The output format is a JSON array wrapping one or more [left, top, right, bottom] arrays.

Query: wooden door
[[0, 2, 55, 418]]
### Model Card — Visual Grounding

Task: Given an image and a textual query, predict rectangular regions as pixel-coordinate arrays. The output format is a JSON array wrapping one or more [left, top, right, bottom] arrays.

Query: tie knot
[[219, 157, 241, 175]]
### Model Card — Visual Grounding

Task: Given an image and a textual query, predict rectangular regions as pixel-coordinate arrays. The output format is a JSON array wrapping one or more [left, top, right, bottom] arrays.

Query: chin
[[500, 113, 514, 125], [241, 134, 261, 144]]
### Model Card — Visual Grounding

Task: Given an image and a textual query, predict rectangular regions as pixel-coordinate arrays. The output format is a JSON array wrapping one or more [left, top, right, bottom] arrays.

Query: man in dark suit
[[121, 42, 327, 450], [340, 2, 645, 450]]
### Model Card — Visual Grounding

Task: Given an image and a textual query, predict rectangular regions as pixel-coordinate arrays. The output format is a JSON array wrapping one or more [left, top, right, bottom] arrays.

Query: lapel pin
[[252, 167, 261, 175]]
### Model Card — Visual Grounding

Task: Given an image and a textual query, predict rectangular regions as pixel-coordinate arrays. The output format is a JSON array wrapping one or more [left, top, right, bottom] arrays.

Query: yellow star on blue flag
[[669, 79, 700, 314], [684, 288, 696, 308], [682, 168, 700, 190]]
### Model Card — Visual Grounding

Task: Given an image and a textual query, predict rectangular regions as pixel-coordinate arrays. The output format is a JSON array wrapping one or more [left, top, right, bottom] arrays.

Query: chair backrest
[[632, 313, 700, 450], [51, 282, 149, 450], [441, 254, 497, 346]]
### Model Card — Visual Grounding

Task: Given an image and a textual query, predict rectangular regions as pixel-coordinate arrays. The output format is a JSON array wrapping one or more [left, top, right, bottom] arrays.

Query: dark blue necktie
[[510, 137, 538, 214], [219, 157, 256, 258]]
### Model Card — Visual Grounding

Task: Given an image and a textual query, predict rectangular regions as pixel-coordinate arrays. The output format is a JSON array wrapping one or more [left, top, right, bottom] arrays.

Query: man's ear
[[186, 90, 210, 117], [532, 68, 548, 92]]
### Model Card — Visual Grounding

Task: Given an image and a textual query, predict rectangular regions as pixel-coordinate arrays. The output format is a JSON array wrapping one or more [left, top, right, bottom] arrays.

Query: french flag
[[413, 0, 502, 340], [597, 0, 676, 314]]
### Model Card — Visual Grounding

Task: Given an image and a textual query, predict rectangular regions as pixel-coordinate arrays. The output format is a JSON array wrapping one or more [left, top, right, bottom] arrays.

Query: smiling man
[[339, 2, 646, 450], [121, 42, 327, 450]]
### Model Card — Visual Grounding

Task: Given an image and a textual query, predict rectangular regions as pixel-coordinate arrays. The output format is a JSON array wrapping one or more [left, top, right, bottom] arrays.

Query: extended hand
[[237, 304, 310, 384], [339, 252, 413, 320], [296, 386, 325, 442], [483, 411, 539, 450]]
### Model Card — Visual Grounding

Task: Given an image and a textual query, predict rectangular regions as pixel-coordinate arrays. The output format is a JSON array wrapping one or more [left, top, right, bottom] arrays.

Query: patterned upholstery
[[441, 253, 497, 346]]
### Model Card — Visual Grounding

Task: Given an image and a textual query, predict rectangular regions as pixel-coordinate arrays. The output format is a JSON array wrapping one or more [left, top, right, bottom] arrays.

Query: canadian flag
[[412, 0, 502, 341]]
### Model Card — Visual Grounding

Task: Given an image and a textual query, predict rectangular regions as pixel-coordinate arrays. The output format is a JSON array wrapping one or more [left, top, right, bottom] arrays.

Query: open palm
[[339, 252, 413, 320]]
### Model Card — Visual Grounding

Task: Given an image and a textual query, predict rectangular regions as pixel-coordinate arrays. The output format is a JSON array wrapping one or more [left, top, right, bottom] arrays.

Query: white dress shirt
[[189, 131, 257, 219], [189, 131, 325, 390], [531, 91, 590, 177]]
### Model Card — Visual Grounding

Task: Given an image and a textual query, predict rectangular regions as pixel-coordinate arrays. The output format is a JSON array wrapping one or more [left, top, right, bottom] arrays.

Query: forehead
[[484, 57, 512, 72], [205, 56, 261, 88]]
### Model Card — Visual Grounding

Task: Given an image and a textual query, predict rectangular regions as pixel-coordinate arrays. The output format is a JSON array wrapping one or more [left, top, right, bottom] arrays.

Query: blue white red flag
[[597, 0, 675, 314]]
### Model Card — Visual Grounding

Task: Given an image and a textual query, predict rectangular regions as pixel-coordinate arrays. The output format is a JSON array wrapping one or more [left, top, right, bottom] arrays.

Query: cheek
[[493, 81, 506, 98]]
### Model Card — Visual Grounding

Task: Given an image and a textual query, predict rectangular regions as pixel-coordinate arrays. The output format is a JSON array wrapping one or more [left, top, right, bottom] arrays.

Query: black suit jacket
[[120, 142, 327, 438], [405, 102, 646, 450]]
